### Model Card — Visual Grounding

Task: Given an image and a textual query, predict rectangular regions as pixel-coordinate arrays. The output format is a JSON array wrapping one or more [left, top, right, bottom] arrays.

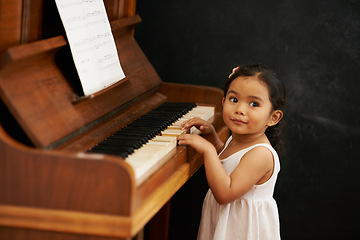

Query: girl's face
[[222, 76, 280, 137]]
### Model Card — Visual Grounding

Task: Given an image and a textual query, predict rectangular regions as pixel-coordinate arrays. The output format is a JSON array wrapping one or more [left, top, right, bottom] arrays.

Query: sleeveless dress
[[197, 136, 281, 240]]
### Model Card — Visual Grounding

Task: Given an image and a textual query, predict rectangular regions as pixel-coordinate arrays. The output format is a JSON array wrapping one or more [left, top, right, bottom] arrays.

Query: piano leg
[[146, 201, 171, 240]]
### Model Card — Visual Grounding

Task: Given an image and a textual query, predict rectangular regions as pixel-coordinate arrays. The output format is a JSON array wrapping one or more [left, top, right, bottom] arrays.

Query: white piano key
[[125, 105, 214, 185]]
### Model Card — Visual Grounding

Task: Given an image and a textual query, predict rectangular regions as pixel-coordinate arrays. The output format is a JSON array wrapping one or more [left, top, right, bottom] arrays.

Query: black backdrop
[[134, 1, 360, 239]]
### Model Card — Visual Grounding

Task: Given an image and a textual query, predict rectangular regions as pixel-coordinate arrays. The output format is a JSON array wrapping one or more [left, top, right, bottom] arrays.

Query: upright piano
[[0, 1, 228, 239]]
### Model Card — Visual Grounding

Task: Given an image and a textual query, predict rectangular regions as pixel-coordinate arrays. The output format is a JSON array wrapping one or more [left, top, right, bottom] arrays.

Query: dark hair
[[224, 64, 286, 154]]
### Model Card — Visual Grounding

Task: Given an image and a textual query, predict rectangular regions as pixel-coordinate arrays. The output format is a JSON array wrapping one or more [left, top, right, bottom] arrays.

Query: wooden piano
[[0, 0, 228, 239]]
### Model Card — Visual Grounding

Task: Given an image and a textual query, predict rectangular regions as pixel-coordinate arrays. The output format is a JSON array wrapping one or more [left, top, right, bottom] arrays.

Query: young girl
[[177, 64, 286, 240]]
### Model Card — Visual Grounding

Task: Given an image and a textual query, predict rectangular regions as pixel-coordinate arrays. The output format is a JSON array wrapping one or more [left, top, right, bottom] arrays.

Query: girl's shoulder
[[243, 143, 278, 162], [246, 143, 276, 153]]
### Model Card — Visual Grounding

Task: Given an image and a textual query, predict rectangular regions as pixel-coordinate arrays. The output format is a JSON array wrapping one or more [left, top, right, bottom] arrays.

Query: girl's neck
[[231, 132, 270, 149], [219, 133, 270, 160]]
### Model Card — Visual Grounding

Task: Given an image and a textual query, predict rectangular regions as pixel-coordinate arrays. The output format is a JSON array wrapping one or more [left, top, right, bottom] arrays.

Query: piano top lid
[[0, 15, 163, 149]]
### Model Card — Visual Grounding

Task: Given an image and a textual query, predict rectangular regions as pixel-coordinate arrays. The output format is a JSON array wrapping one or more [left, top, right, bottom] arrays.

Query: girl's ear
[[222, 97, 226, 106], [267, 110, 283, 127]]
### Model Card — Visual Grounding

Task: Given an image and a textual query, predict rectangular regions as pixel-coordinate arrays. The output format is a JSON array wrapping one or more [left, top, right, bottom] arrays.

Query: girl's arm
[[205, 146, 274, 204], [177, 134, 274, 204], [181, 117, 224, 152]]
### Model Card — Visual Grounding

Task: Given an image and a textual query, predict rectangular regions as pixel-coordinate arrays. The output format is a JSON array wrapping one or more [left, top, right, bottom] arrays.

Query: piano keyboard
[[88, 102, 214, 185]]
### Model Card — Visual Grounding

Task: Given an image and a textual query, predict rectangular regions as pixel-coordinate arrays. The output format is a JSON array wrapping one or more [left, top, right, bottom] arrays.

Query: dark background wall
[[134, 1, 360, 239]]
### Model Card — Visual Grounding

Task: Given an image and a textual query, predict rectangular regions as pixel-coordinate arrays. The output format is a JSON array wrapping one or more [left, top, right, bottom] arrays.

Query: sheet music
[[55, 0, 125, 96]]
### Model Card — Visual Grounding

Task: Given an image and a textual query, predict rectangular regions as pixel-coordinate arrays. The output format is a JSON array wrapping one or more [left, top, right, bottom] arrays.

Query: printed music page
[[55, 0, 125, 96]]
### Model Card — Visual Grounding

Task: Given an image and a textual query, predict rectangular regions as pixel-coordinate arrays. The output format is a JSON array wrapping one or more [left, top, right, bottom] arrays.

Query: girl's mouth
[[231, 118, 247, 125]]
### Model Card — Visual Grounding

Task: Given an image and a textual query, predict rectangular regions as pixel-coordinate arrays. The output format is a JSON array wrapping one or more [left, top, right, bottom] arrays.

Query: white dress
[[197, 136, 281, 240]]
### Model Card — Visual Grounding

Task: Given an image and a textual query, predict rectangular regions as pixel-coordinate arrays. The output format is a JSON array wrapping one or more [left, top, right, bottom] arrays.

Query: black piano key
[[97, 140, 142, 149], [89, 148, 130, 158], [89, 146, 136, 158], [109, 135, 149, 144], [88, 146, 134, 157], [92, 140, 137, 150], [87, 102, 196, 158]]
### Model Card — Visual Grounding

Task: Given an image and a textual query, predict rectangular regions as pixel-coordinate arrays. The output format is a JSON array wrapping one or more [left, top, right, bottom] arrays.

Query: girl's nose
[[235, 103, 246, 115]]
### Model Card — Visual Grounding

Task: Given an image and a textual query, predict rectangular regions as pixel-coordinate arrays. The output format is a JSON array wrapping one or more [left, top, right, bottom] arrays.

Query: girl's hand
[[177, 134, 217, 156], [181, 117, 215, 136], [182, 117, 224, 153]]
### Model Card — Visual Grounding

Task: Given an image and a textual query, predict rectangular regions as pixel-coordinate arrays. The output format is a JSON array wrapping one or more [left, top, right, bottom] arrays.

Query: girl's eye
[[229, 97, 238, 103], [250, 101, 259, 107]]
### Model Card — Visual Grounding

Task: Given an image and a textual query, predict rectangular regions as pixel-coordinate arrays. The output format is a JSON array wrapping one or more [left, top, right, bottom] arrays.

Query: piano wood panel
[[0, 16, 162, 149], [0, 0, 23, 51], [0, 0, 137, 52], [0, 227, 123, 240], [159, 82, 225, 113], [0, 126, 134, 216]]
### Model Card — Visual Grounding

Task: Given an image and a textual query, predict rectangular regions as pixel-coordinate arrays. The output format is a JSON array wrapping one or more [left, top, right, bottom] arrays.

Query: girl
[[177, 64, 285, 240]]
